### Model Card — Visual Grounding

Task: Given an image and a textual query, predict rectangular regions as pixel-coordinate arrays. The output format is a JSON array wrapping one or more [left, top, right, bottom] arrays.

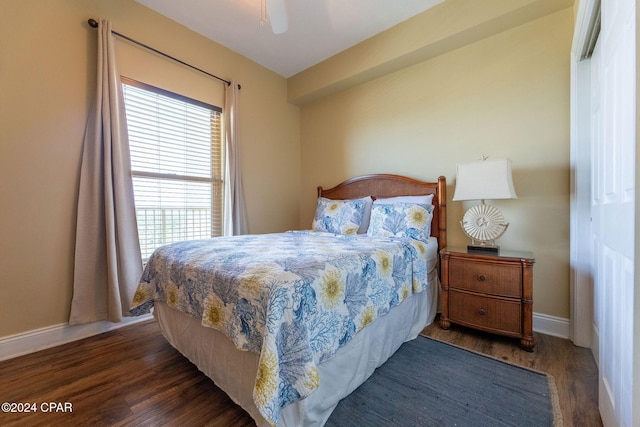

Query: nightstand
[[439, 247, 536, 351]]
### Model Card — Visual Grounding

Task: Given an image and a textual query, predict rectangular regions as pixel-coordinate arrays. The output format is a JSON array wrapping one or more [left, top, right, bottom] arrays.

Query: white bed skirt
[[154, 265, 438, 426]]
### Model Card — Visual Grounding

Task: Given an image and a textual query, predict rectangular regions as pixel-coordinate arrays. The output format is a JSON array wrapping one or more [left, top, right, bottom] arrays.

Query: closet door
[[591, 0, 636, 425]]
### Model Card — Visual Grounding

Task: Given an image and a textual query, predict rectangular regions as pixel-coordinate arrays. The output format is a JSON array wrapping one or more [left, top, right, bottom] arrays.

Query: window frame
[[121, 76, 224, 259]]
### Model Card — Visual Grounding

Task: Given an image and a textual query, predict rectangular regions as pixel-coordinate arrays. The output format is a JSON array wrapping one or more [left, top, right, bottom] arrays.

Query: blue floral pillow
[[312, 197, 366, 235], [366, 203, 433, 242]]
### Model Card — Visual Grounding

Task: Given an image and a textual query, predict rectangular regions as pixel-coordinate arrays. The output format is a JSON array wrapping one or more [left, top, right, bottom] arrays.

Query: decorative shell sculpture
[[460, 204, 509, 246]]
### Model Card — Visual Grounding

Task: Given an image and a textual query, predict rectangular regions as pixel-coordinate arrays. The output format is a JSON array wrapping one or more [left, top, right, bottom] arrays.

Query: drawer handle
[[477, 308, 486, 316], [477, 274, 486, 282]]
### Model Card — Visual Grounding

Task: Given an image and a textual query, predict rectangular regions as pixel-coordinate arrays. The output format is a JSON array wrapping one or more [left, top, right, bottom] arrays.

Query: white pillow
[[374, 194, 434, 206]]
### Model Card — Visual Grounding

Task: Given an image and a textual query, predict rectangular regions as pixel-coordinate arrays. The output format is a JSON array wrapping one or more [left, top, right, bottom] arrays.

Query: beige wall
[[0, 0, 300, 337], [299, 8, 573, 319]]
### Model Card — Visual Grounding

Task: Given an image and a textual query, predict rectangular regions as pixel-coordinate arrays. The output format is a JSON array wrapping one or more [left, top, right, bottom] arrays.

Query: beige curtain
[[223, 80, 248, 235], [70, 19, 142, 325]]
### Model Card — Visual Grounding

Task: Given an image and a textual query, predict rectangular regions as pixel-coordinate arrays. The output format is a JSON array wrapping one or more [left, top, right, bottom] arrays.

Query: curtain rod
[[87, 18, 240, 89]]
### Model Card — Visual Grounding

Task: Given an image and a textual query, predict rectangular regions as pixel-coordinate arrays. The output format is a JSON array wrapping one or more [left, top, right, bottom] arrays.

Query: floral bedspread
[[130, 231, 429, 426]]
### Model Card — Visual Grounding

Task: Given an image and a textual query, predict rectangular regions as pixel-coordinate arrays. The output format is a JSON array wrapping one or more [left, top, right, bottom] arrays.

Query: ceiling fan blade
[[265, 0, 288, 34]]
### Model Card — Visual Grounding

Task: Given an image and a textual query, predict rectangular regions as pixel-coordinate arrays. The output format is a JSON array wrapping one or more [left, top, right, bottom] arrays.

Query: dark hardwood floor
[[0, 318, 601, 426]]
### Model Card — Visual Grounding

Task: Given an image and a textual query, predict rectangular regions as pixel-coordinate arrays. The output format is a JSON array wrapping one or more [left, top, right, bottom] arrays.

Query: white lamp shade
[[453, 158, 517, 201]]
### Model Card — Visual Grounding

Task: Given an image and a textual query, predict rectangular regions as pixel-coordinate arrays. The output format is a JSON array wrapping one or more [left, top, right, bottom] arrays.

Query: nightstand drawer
[[449, 290, 521, 334], [449, 258, 522, 297]]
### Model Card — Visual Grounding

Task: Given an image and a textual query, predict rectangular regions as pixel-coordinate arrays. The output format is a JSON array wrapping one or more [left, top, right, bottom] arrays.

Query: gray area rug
[[326, 336, 562, 427]]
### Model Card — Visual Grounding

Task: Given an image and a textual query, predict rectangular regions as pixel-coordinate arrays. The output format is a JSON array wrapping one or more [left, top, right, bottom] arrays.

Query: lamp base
[[460, 204, 509, 253], [467, 244, 499, 254]]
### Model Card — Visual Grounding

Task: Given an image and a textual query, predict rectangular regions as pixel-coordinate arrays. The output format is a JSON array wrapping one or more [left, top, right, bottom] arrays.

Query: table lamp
[[453, 157, 517, 253]]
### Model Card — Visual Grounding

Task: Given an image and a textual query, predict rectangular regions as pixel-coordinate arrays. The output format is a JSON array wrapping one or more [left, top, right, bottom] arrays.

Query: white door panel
[[592, 0, 635, 425]]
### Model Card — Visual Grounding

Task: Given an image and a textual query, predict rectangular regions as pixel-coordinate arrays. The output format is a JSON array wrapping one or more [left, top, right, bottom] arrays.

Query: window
[[121, 77, 223, 259]]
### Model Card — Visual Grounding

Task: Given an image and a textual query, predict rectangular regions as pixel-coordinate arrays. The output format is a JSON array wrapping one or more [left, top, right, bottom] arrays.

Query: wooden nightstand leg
[[521, 335, 536, 352], [439, 317, 450, 330], [521, 259, 535, 351], [521, 299, 536, 351], [439, 251, 450, 330]]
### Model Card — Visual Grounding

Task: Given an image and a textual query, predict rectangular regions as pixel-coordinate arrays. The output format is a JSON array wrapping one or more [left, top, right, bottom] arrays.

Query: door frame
[[570, 0, 599, 350]]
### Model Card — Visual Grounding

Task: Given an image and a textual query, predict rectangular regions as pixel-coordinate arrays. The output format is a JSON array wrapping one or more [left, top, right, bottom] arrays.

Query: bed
[[130, 174, 447, 426]]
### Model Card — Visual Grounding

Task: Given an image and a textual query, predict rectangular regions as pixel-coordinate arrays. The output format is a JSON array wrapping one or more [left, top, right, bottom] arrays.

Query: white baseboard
[[0, 314, 154, 362], [533, 312, 570, 339]]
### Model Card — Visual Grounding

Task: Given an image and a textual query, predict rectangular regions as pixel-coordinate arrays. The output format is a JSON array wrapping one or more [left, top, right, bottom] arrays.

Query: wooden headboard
[[317, 174, 447, 252]]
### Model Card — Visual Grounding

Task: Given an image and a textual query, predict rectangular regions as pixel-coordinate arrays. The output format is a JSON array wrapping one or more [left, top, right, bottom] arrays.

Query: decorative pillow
[[312, 197, 367, 235], [374, 194, 434, 213], [367, 203, 433, 242]]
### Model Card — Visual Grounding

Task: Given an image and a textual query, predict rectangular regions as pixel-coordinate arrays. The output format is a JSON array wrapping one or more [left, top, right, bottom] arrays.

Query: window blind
[[121, 77, 223, 259]]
